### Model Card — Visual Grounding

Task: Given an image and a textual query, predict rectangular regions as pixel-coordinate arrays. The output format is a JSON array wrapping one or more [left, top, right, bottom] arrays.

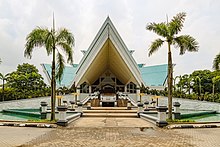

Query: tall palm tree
[[212, 76, 220, 95], [146, 12, 199, 120], [24, 17, 74, 121], [213, 53, 220, 70], [0, 73, 9, 101]]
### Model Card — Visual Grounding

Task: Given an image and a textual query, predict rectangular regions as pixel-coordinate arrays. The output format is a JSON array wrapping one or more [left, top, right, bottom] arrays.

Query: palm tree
[[195, 76, 201, 96], [213, 53, 220, 70], [146, 12, 199, 120], [212, 76, 220, 95], [0, 73, 9, 101], [24, 17, 74, 121]]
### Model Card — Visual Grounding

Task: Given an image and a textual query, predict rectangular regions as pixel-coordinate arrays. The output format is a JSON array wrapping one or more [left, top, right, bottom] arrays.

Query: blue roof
[[140, 64, 168, 86], [42, 64, 78, 87], [42, 63, 168, 87]]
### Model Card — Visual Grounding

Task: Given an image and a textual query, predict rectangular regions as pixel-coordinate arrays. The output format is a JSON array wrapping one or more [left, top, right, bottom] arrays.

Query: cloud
[[0, 0, 220, 84]]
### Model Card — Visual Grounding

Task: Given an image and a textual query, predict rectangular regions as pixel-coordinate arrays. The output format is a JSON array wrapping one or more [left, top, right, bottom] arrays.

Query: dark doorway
[[102, 84, 115, 93], [102, 102, 115, 107]]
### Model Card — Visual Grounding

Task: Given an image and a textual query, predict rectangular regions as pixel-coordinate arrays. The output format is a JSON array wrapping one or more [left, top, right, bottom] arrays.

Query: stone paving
[[21, 117, 220, 147], [0, 126, 54, 147]]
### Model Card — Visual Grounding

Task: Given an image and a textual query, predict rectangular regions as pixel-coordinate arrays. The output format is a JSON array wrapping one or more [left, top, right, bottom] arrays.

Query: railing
[[81, 93, 99, 104], [117, 92, 137, 106]]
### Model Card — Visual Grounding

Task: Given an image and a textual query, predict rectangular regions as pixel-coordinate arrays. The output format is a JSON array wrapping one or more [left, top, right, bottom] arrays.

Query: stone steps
[[90, 107, 129, 110], [83, 109, 137, 113], [82, 107, 138, 117], [82, 113, 137, 117]]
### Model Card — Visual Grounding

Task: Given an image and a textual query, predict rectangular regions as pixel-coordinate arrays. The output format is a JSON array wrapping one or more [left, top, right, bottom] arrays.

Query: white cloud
[[0, 0, 220, 83]]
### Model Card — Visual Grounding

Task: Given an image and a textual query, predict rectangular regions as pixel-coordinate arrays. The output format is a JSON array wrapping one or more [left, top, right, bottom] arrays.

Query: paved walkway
[[22, 118, 220, 147], [0, 126, 54, 147], [1, 118, 220, 147]]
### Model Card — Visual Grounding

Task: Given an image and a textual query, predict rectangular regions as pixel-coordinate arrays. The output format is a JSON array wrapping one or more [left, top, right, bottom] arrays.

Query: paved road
[[22, 118, 220, 147]]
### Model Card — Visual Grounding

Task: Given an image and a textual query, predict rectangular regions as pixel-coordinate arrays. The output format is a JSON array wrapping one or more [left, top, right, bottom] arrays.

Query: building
[[42, 17, 168, 106]]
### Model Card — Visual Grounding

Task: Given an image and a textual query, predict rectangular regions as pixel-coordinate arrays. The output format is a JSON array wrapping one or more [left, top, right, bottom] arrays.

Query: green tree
[[24, 17, 74, 121], [146, 12, 199, 119], [213, 53, 220, 70], [6, 63, 47, 98]]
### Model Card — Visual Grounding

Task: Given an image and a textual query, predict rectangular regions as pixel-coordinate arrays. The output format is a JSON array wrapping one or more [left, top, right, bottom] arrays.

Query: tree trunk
[[167, 42, 173, 120], [2, 79, 4, 101], [212, 84, 215, 95], [51, 46, 56, 121]]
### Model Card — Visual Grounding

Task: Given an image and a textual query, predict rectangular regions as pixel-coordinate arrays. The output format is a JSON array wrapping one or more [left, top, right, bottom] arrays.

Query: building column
[[136, 86, 140, 102], [89, 85, 92, 94], [124, 85, 127, 93], [76, 86, 80, 102]]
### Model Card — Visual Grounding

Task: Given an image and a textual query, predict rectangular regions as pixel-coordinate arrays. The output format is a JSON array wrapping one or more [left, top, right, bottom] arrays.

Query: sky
[[0, 0, 220, 84]]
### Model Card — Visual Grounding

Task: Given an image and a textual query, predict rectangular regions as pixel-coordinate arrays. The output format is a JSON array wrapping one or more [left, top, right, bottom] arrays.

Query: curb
[[0, 122, 57, 128], [167, 124, 219, 129]]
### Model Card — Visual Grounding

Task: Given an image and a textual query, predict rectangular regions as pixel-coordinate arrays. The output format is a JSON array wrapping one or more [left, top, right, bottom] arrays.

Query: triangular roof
[[72, 17, 144, 87]]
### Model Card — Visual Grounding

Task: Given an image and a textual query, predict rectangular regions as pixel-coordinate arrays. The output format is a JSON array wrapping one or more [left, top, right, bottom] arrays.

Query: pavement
[[0, 117, 220, 146], [0, 126, 54, 147], [22, 117, 220, 147]]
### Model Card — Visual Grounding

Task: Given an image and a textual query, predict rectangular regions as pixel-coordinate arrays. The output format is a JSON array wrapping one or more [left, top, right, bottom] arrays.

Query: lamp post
[[139, 93, 144, 103]]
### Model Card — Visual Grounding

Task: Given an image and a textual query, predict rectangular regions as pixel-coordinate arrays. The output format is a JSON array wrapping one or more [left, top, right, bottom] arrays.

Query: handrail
[[118, 94, 137, 106], [81, 93, 99, 104], [81, 95, 91, 104]]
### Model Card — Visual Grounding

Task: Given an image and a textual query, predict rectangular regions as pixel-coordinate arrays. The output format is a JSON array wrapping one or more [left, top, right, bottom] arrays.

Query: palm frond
[[213, 53, 220, 70], [146, 22, 169, 38], [24, 27, 49, 58], [148, 38, 164, 56], [45, 31, 54, 55], [57, 42, 73, 64], [0, 73, 3, 79], [174, 35, 199, 55], [56, 28, 74, 46], [168, 12, 186, 36], [55, 52, 65, 82]]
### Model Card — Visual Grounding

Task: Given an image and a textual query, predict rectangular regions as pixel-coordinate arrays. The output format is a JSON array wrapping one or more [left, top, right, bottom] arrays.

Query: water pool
[[185, 113, 220, 122], [0, 112, 40, 121]]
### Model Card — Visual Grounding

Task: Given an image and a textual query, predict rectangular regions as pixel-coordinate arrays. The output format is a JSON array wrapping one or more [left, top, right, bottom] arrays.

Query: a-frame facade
[[71, 17, 144, 102]]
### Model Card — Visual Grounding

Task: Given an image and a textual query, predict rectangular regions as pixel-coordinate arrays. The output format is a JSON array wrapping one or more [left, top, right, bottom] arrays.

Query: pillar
[[87, 99, 91, 110], [69, 101, 75, 111], [156, 106, 168, 127], [173, 102, 181, 119], [77, 102, 83, 116], [136, 86, 140, 102], [124, 85, 127, 93], [144, 101, 149, 111], [76, 86, 80, 103], [57, 105, 68, 126], [63, 100, 68, 107], [127, 100, 131, 110], [137, 103, 143, 117], [40, 102, 48, 119], [151, 101, 156, 107], [89, 85, 92, 94]]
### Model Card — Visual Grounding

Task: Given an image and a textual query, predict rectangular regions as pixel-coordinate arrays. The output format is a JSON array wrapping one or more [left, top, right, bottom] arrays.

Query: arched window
[[80, 82, 89, 93], [127, 82, 136, 93]]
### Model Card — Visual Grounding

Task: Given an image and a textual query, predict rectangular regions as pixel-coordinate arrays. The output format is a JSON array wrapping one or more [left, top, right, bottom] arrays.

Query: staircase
[[82, 107, 138, 118]]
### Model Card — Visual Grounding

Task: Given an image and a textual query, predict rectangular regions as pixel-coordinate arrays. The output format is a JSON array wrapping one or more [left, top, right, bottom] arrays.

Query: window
[[127, 82, 136, 93], [80, 82, 89, 93]]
